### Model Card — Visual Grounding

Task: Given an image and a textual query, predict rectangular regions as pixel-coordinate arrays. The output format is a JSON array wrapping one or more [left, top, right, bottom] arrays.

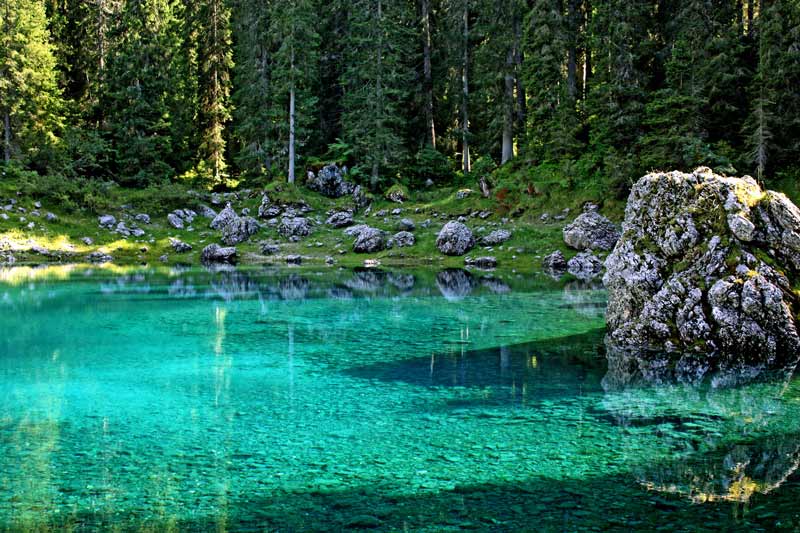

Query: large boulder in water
[[604, 168, 800, 383], [436, 221, 475, 256]]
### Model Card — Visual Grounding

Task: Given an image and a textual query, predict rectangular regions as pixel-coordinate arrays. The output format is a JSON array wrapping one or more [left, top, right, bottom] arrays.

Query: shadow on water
[[10, 431, 800, 532], [344, 329, 608, 405]]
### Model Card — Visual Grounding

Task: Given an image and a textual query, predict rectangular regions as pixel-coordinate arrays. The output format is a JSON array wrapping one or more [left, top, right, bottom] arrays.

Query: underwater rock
[[604, 168, 800, 377]]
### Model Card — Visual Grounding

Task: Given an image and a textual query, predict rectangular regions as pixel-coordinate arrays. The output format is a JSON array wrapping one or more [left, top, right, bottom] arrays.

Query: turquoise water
[[1, 266, 800, 531]]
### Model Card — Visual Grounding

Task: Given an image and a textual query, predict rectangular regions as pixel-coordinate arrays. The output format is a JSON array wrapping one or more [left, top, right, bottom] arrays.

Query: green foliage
[[406, 148, 454, 188]]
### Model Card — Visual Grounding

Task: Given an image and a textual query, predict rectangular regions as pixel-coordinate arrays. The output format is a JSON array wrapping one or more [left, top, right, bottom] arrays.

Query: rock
[[563, 211, 620, 251], [26, 222, 35, 230], [325, 256, 336, 265], [568, 251, 604, 280], [604, 168, 800, 382], [326, 211, 354, 228], [344, 224, 370, 238], [397, 218, 415, 231], [193, 205, 214, 219], [45, 212, 57, 222], [386, 187, 408, 203], [0, 213, 7, 220], [286, 254, 302, 264], [352, 185, 369, 209], [200, 244, 237, 264], [222, 216, 260, 245], [134, 214, 151, 224], [353, 227, 386, 253], [87, 252, 113, 264], [542, 250, 568, 275], [131, 228, 145, 237], [81, 237, 93, 246], [170, 238, 192, 253], [456, 189, 473, 200], [540, 213, 550, 222], [34, 201, 41, 209], [436, 221, 475, 256], [260, 242, 280, 255], [278, 217, 311, 239], [306, 164, 356, 198], [466, 256, 497, 269], [98, 215, 116, 229], [167, 213, 184, 229], [159, 254, 169, 263], [210, 204, 238, 230], [481, 229, 511, 246], [392, 231, 415, 248]]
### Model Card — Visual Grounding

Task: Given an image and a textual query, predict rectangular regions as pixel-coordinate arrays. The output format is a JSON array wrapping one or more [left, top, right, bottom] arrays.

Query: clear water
[[1, 265, 799, 532]]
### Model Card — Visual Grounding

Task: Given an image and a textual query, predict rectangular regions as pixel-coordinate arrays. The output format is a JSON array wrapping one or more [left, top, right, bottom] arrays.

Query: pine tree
[[340, 0, 415, 187], [191, 0, 233, 185], [0, 0, 64, 168]]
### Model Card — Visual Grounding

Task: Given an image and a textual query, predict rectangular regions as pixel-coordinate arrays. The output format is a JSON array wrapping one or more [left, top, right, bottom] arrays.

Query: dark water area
[[0, 265, 799, 531]]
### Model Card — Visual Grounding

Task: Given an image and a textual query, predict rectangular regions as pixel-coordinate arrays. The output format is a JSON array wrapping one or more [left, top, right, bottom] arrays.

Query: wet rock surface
[[604, 168, 800, 382]]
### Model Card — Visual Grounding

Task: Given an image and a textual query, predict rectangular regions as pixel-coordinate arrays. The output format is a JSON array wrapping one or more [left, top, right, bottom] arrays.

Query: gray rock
[[200, 244, 237, 264], [353, 227, 386, 253], [87, 252, 113, 264], [34, 201, 41, 209], [343, 224, 370, 238], [352, 185, 369, 209], [481, 229, 511, 246], [210, 204, 238, 230], [131, 228, 145, 237], [167, 213, 184, 229], [307, 164, 356, 198], [0, 213, 7, 220], [327, 211, 354, 228], [81, 237, 93, 245], [260, 242, 280, 255], [456, 189, 473, 200], [387, 188, 407, 203], [563, 211, 620, 251], [392, 231, 415, 248], [98, 215, 116, 229], [43, 212, 57, 222], [170, 238, 192, 253], [198, 205, 217, 219], [568, 251, 604, 280], [436, 221, 475, 256], [286, 254, 302, 264], [222, 216, 260, 245], [159, 254, 169, 263], [278, 217, 311, 239], [466, 256, 497, 269], [134, 214, 151, 224], [604, 168, 800, 381], [542, 250, 568, 275], [397, 218, 415, 231]]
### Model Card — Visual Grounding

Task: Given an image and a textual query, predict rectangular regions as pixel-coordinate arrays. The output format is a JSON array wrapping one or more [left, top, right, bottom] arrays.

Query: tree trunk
[[747, 0, 755, 36], [582, 0, 591, 100], [372, 0, 383, 187], [3, 110, 10, 163], [501, 46, 514, 164], [567, 0, 578, 100], [288, 86, 296, 183], [461, 0, 470, 173], [513, 13, 526, 132], [422, 0, 436, 149]]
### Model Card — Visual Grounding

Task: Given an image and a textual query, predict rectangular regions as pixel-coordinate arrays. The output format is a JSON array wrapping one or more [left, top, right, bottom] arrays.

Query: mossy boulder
[[604, 168, 800, 385]]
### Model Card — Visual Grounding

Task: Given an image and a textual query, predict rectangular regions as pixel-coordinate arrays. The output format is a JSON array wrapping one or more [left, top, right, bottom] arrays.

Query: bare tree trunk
[[422, 0, 436, 149], [582, 0, 591, 100], [461, 0, 470, 173], [513, 14, 526, 132], [288, 83, 296, 183], [501, 46, 514, 164], [3, 110, 10, 163], [567, 0, 578, 100]]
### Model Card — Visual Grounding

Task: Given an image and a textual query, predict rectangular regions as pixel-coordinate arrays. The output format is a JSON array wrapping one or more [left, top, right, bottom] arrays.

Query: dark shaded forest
[[1, 0, 798, 196]]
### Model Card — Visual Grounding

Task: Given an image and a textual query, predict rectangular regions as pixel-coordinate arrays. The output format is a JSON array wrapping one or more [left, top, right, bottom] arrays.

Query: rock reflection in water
[[436, 269, 477, 301]]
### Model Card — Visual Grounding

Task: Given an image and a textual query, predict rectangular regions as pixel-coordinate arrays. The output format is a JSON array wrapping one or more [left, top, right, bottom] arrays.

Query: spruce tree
[[0, 0, 63, 167]]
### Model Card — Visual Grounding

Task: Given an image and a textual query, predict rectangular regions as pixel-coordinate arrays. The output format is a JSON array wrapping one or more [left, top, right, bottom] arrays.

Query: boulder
[[278, 217, 311, 239], [307, 164, 356, 198], [222, 216, 260, 245], [481, 229, 511, 246], [134, 214, 151, 224], [604, 168, 800, 383], [436, 221, 475, 256], [352, 185, 369, 209], [260, 242, 280, 255], [98, 215, 116, 229], [167, 213, 184, 229], [466, 256, 497, 269], [198, 205, 217, 219], [45, 212, 58, 222], [170, 238, 192, 253], [326, 211, 354, 228], [542, 250, 568, 275], [344, 224, 370, 238], [210, 204, 238, 230], [563, 211, 620, 251], [567, 251, 604, 280], [391, 231, 415, 248], [353, 227, 386, 253], [397, 218, 415, 231], [201, 244, 237, 264], [87, 252, 113, 264]]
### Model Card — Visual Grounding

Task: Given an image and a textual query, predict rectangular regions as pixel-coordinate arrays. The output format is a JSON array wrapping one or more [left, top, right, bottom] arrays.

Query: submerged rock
[[563, 211, 620, 251], [436, 221, 475, 256], [604, 168, 800, 381]]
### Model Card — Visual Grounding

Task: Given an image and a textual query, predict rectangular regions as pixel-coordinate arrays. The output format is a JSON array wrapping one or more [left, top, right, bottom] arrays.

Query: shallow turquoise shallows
[[1, 266, 800, 532]]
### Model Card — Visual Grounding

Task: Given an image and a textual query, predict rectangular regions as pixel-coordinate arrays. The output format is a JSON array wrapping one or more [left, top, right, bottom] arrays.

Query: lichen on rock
[[604, 167, 800, 385]]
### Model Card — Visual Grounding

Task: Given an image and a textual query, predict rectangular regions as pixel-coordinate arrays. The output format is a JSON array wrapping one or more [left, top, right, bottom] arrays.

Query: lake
[[1, 265, 799, 531]]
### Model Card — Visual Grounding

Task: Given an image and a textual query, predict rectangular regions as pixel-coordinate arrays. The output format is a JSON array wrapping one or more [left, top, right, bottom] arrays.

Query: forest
[[1, 0, 799, 198]]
